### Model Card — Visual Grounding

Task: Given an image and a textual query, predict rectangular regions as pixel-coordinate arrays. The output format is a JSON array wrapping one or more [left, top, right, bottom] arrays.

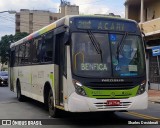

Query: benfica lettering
[[81, 63, 108, 71]]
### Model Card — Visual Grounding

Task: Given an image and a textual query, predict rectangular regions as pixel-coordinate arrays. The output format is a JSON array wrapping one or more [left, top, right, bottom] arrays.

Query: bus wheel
[[16, 82, 25, 102], [48, 89, 59, 118]]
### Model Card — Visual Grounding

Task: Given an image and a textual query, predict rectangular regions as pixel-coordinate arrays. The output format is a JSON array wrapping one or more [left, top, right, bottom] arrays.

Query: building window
[[16, 22, 20, 26], [16, 14, 20, 19], [16, 29, 20, 33], [146, 8, 155, 21], [54, 17, 57, 21], [50, 16, 53, 21]]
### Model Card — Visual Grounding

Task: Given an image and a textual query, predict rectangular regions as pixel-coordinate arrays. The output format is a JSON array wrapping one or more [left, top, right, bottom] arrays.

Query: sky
[[0, 0, 125, 39]]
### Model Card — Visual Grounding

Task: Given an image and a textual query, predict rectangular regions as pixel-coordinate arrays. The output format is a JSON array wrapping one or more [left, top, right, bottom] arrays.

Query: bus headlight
[[72, 80, 87, 96], [137, 80, 146, 95]]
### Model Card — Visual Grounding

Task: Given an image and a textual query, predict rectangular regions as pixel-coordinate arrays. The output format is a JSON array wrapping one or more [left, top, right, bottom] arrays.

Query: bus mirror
[[64, 32, 69, 45]]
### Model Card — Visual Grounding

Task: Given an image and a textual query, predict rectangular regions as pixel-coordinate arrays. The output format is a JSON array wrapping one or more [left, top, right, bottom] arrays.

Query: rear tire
[[48, 89, 61, 118], [17, 81, 25, 102]]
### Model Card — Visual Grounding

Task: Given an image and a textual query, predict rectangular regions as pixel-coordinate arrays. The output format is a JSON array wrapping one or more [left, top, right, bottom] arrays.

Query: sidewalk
[[148, 89, 160, 103]]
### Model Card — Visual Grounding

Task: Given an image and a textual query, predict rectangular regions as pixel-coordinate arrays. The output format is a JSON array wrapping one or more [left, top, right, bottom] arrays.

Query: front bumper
[[68, 92, 148, 112]]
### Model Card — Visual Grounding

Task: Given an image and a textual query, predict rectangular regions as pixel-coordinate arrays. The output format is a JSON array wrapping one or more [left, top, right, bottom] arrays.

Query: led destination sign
[[75, 18, 138, 32]]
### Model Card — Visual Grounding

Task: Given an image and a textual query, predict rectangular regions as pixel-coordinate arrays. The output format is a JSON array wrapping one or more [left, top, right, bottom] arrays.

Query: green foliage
[[0, 32, 29, 64], [14, 32, 29, 42]]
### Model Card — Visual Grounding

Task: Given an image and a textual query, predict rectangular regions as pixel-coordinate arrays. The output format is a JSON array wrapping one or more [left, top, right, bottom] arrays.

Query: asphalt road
[[0, 87, 159, 128]]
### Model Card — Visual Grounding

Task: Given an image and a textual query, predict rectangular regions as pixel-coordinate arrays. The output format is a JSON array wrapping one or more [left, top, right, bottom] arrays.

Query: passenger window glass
[[24, 42, 31, 64], [41, 32, 54, 62], [15, 46, 19, 66], [19, 43, 26, 64], [32, 37, 42, 63]]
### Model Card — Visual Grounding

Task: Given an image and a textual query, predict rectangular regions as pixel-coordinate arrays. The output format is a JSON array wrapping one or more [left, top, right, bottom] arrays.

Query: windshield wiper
[[87, 30, 103, 62], [116, 32, 128, 61]]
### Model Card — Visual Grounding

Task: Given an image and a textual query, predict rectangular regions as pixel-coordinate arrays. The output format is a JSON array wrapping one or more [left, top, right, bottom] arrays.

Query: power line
[[0, 16, 51, 28], [0, 16, 15, 22]]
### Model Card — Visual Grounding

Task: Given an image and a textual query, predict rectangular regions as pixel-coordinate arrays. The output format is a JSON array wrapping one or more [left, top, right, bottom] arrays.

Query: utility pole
[[140, 0, 144, 23]]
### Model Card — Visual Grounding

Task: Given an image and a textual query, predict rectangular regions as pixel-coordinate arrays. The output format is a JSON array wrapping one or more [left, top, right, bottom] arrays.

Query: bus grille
[[87, 82, 135, 90], [94, 102, 132, 110]]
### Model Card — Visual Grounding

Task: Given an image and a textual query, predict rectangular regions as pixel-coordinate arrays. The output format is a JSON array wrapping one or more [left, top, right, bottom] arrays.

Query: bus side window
[[32, 37, 42, 63], [24, 41, 31, 64], [19, 43, 26, 65], [55, 33, 66, 75], [41, 32, 54, 62], [15, 45, 19, 66]]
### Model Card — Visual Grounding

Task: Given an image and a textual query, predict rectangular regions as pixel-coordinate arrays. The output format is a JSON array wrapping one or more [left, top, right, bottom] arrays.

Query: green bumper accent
[[83, 86, 139, 99]]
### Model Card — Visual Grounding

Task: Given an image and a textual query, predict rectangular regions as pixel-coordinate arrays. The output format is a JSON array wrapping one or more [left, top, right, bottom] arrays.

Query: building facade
[[16, 0, 79, 33], [125, 0, 160, 90]]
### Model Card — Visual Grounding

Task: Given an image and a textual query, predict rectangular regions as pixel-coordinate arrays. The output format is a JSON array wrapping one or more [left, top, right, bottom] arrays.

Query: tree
[[0, 34, 14, 64], [0, 32, 29, 65], [14, 32, 29, 42]]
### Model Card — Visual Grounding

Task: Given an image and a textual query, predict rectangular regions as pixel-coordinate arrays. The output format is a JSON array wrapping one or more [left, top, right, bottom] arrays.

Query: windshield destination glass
[[72, 32, 145, 78]]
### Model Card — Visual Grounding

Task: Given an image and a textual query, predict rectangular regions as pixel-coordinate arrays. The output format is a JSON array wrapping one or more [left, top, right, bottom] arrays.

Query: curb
[[154, 101, 160, 104], [149, 100, 160, 104]]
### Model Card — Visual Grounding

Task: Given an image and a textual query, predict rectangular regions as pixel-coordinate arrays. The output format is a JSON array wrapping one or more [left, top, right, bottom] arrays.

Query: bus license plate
[[107, 100, 120, 106]]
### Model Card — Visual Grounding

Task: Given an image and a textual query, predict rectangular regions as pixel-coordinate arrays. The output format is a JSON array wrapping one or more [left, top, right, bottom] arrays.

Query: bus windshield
[[71, 32, 145, 78], [111, 34, 145, 77]]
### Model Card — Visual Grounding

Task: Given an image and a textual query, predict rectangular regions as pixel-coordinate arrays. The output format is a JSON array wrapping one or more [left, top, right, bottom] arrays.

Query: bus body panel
[[11, 64, 58, 103], [68, 92, 148, 112]]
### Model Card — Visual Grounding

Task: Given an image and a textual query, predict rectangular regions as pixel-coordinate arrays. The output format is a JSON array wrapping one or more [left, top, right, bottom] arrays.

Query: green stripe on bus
[[49, 74, 54, 87], [83, 86, 139, 99]]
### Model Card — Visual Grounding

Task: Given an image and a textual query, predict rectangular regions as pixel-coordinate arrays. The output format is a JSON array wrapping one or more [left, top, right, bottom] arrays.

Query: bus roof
[[10, 15, 137, 48], [10, 16, 67, 48], [70, 15, 137, 23]]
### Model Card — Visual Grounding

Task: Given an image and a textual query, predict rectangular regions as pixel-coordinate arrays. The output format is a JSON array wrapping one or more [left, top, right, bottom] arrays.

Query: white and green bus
[[9, 15, 148, 117]]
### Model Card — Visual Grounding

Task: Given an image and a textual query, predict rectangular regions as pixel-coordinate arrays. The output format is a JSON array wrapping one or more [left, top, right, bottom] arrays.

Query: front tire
[[48, 89, 61, 118]]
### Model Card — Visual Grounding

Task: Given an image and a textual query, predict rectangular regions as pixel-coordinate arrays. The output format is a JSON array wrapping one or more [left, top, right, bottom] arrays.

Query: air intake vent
[[87, 82, 135, 90]]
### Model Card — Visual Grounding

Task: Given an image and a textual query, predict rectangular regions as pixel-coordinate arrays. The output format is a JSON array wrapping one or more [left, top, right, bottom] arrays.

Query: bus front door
[[55, 33, 66, 106]]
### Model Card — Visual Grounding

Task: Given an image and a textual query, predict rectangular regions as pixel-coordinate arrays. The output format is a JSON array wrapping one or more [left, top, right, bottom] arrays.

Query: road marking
[[125, 112, 160, 122]]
